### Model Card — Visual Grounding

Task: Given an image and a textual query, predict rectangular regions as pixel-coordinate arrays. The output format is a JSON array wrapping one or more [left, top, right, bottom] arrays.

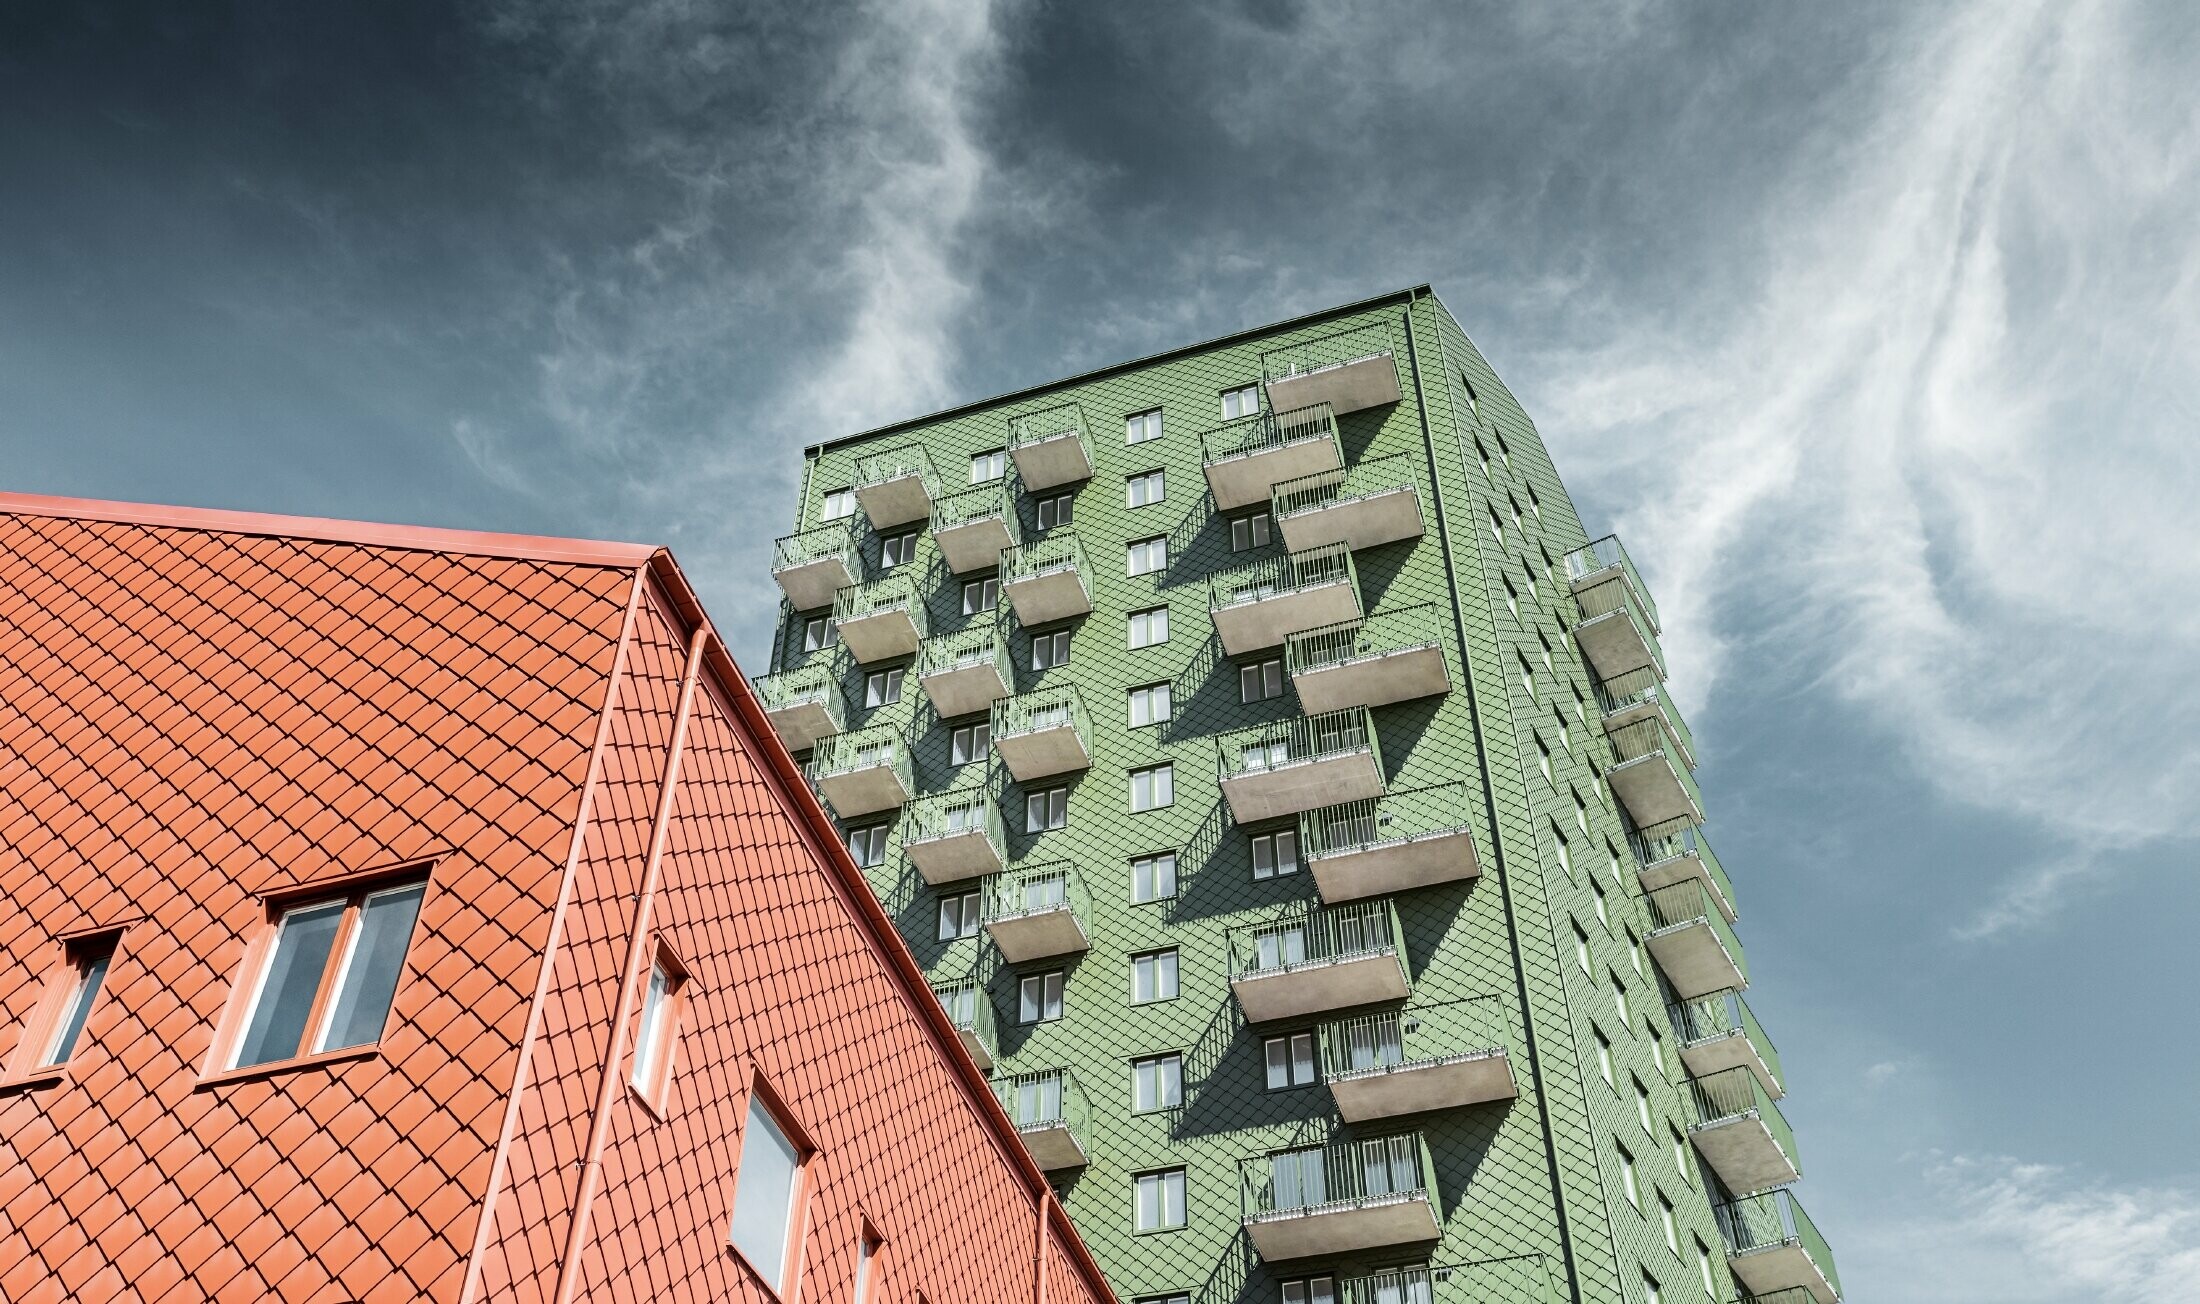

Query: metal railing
[[1216, 707, 1381, 784], [1317, 996, 1507, 1081], [991, 682, 1090, 743], [1646, 880, 1750, 987], [1261, 323, 1396, 388], [1671, 990, 1785, 1095], [1595, 672, 1697, 771], [931, 480, 1024, 550], [1226, 899, 1405, 981], [902, 788, 1004, 854], [1718, 1188, 1834, 1295], [1199, 401, 1339, 466], [1563, 534, 1661, 634], [807, 723, 911, 791], [1271, 451, 1422, 524], [1006, 401, 1089, 453], [1573, 573, 1667, 680], [852, 444, 941, 501], [1609, 717, 1705, 819], [1336, 1256, 1563, 1304], [983, 859, 1088, 927], [1300, 780, 1475, 861], [770, 519, 861, 585], [751, 665, 847, 735], [999, 528, 1089, 589], [932, 975, 997, 1061], [1240, 1132, 1435, 1221], [830, 572, 931, 642], [1286, 603, 1445, 679], [993, 1066, 1089, 1137], [916, 622, 1009, 683], [1688, 1066, 1800, 1185], [1208, 541, 1357, 612], [1628, 819, 1736, 919]]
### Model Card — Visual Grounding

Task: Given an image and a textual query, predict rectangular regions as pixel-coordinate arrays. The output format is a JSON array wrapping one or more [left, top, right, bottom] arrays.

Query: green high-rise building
[[756, 288, 1837, 1304]]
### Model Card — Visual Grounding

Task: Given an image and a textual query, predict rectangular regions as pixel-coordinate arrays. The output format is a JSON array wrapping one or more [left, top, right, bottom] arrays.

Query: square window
[[845, 825, 890, 868], [863, 667, 903, 709], [1019, 971, 1065, 1023], [1130, 949, 1179, 1004], [970, 449, 1006, 483], [1129, 764, 1174, 812], [1036, 492, 1074, 530], [225, 877, 427, 1070], [630, 946, 688, 1104], [1127, 469, 1166, 508], [1131, 1053, 1183, 1112], [821, 488, 856, 521], [728, 1090, 810, 1293], [1126, 409, 1164, 445], [881, 532, 918, 568], [1032, 629, 1070, 670], [1128, 606, 1170, 649], [1131, 852, 1178, 904], [1025, 787, 1068, 833], [962, 578, 999, 615], [1239, 659, 1285, 703], [1263, 1032, 1316, 1089], [1128, 682, 1172, 728], [1221, 383, 1260, 419], [937, 890, 981, 941], [1250, 830, 1299, 880], [1230, 514, 1272, 552], [950, 722, 990, 766], [803, 617, 838, 652], [1127, 536, 1169, 576], [1133, 1168, 1186, 1231]]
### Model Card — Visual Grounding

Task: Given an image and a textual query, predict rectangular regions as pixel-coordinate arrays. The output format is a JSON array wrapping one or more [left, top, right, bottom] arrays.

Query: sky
[[4, 1, 2198, 1298]]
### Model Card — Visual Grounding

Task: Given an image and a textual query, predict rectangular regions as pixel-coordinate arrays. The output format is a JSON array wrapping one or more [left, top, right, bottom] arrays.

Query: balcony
[[1672, 990, 1785, 1099], [770, 520, 860, 612], [852, 445, 941, 530], [1260, 323, 1404, 417], [1271, 453, 1426, 554], [982, 860, 1090, 962], [1569, 548, 1667, 686], [999, 530, 1091, 627], [1630, 819, 1736, 922], [1301, 781, 1480, 903], [1597, 668, 1697, 771], [1689, 1066, 1802, 1194], [901, 789, 1006, 885], [931, 481, 1022, 575], [752, 665, 847, 753], [1319, 997, 1515, 1122], [1007, 402, 1093, 490], [1217, 708, 1384, 824], [832, 573, 929, 664], [1200, 403, 1342, 512], [1564, 533, 1662, 635], [1646, 879, 1749, 999], [1227, 899, 1409, 1023], [1240, 1134, 1439, 1261], [1287, 603, 1451, 713], [994, 1068, 1089, 1171], [1209, 543, 1362, 655], [808, 725, 911, 819], [1607, 717, 1705, 828], [932, 976, 996, 1072], [990, 685, 1091, 783], [916, 624, 1012, 720], [1719, 1190, 1842, 1304], [1333, 1257, 1564, 1304]]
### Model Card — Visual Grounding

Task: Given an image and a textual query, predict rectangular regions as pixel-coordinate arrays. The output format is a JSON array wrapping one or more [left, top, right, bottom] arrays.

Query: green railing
[[830, 572, 931, 642], [916, 622, 1009, 683], [1240, 1132, 1435, 1220], [1596, 670, 1697, 771], [1563, 534, 1661, 634], [932, 975, 997, 1063], [1226, 898, 1406, 981], [1646, 880, 1750, 986], [1270, 451, 1422, 524], [1318, 996, 1507, 1081], [931, 480, 1024, 549], [808, 723, 911, 792], [999, 528, 1089, 589], [1198, 401, 1339, 465], [902, 788, 1004, 856], [852, 444, 941, 500], [1216, 707, 1381, 784], [1737, 1290, 1822, 1304], [751, 665, 847, 736], [1337, 1256, 1564, 1304], [1208, 541, 1357, 612], [1006, 401, 1089, 453], [1286, 602, 1445, 678], [993, 1066, 1089, 1138], [1718, 1189, 1837, 1294], [1672, 991, 1785, 1095], [770, 519, 860, 585], [983, 859, 1088, 928], [991, 682, 1090, 744], [1609, 717, 1705, 819], [1688, 1066, 1800, 1186], [1574, 572, 1668, 680], [1628, 819, 1736, 919], [1299, 780, 1475, 861], [1260, 322, 1396, 389]]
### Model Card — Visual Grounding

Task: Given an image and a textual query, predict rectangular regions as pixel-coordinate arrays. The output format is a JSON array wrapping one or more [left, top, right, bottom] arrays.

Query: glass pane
[[1291, 1033, 1315, 1083], [631, 961, 672, 1086], [729, 1097, 803, 1291], [1160, 1057, 1181, 1106], [317, 882, 427, 1053], [44, 949, 112, 1066], [232, 899, 346, 1068]]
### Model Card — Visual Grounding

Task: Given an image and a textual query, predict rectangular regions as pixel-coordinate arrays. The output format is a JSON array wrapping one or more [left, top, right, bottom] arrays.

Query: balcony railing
[[806, 724, 911, 819], [1646, 878, 1749, 998], [1564, 533, 1661, 634], [1270, 451, 1426, 553], [998, 528, 1091, 626], [1285, 603, 1450, 712], [930, 480, 1023, 574], [1299, 780, 1480, 902], [1572, 569, 1667, 684], [1317, 996, 1515, 1121], [1215, 707, 1384, 824], [1208, 543, 1361, 655], [1199, 404, 1343, 511], [993, 1067, 1089, 1170], [982, 859, 1091, 962], [932, 975, 996, 1071], [769, 519, 861, 611], [852, 444, 941, 528], [1260, 323, 1403, 416], [1239, 1133, 1439, 1260], [900, 789, 1006, 884], [990, 682, 1092, 782], [1006, 401, 1093, 489], [1718, 1190, 1842, 1304], [830, 572, 930, 664], [1608, 716, 1705, 827], [752, 665, 848, 752], [1629, 818, 1737, 921], [1596, 669, 1697, 771], [1688, 1065, 1802, 1193], [1672, 990, 1785, 1099], [1226, 898, 1408, 1023], [1333, 1256, 1564, 1304], [915, 623, 1012, 719]]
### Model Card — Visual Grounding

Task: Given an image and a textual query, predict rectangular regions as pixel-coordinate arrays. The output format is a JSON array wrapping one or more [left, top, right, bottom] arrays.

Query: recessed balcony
[[982, 860, 1089, 962], [1719, 1190, 1842, 1304], [1286, 602, 1450, 713], [807, 726, 911, 819], [932, 977, 996, 1072], [1227, 899, 1408, 1024], [1597, 669, 1697, 771], [832, 573, 929, 664], [1301, 781, 1480, 903], [916, 624, 1012, 720], [999, 530, 1091, 627], [1007, 402, 1094, 491], [1673, 990, 1785, 1100], [752, 665, 847, 753], [1319, 997, 1515, 1123], [1689, 1066, 1803, 1194], [770, 520, 860, 612], [994, 1068, 1089, 1171], [1608, 717, 1705, 829], [1217, 707, 1384, 825], [852, 445, 941, 530], [931, 482, 1022, 575], [990, 685, 1091, 783], [1646, 879, 1750, 999], [1200, 403, 1343, 512], [1271, 452, 1426, 554], [1209, 542, 1362, 655], [901, 789, 1005, 885], [1239, 1134, 1439, 1261], [1260, 323, 1404, 417], [1629, 820, 1737, 922]]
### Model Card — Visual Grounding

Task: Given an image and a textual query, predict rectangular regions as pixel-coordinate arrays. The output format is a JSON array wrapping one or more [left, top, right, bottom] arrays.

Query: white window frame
[[937, 890, 981, 941], [1128, 606, 1169, 649], [1130, 949, 1179, 1004], [950, 722, 990, 766], [969, 449, 1006, 483], [1221, 383, 1260, 419], [1230, 514, 1272, 552], [1128, 682, 1172, 728], [881, 531, 918, 569], [1026, 787, 1068, 833], [863, 667, 903, 709], [1126, 409, 1164, 446], [1019, 970, 1065, 1023], [821, 488, 856, 521], [1032, 629, 1070, 671], [1129, 763, 1174, 812], [1127, 469, 1166, 508], [802, 616, 837, 652], [1131, 852, 1178, 904], [1263, 1032, 1317, 1090], [1126, 535, 1168, 577], [1131, 1052, 1183, 1113], [1133, 1168, 1186, 1231], [1239, 659, 1284, 703], [846, 824, 889, 868], [1036, 492, 1073, 530], [1251, 830, 1299, 880], [962, 577, 999, 614]]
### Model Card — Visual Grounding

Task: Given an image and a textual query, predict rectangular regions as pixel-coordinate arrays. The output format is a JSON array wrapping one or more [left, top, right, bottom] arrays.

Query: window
[[1020, 971, 1065, 1023], [1127, 469, 1166, 508], [863, 667, 903, 709], [1126, 409, 1164, 445], [1555, 832, 1573, 879], [25, 933, 115, 1071], [1263, 1032, 1316, 1089], [1127, 536, 1168, 576], [729, 1091, 808, 1293], [630, 948, 687, 1103], [1026, 787, 1068, 833], [1130, 764, 1174, 812], [1230, 514, 1271, 551], [1650, 1026, 1668, 1078], [1128, 682, 1172, 728], [1593, 878, 1609, 928], [970, 449, 1006, 483], [937, 890, 981, 941], [1221, 383, 1260, 418], [1130, 949, 1179, 1004], [1660, 1193, 1680, 1255], [855, 1226, 883, 1304], [962, 577, 999, 614], [881, 531, 917, 568], [1505, 576, 1519, 621], [1239, 659, 1284, 703], [1128, 606, 1170, 648], [1541, 631, 1556, 673], [847, 825, 889, 868], [1490, 506, 1505, 545], [226, 877, 427, 1070], [1251, 830, 1299, 880], [1133, 1169, 1186, 1231], [1613, 975, 1630, 1025], [1635, 1076, 1654, 1133], [1643, 1273, 1662, 1304], [1520, 655, 1535, 699], [1036, 491, 1073, 530], [1281, 1278, 1336, 1304], [1629, 928, 1644, 976], [1536, 734, 1552, 782], [1139, 1296, 1191, 1304], [1573, 921, 1592, 974], [821, 487, 856, 521], [802, 616, 837, 652], [1696, 1238, 1717, 1296], [1619, 1144, 1640, 1208], [950, 722, 990, 766], [1031, 628, 1070, 670], [1131, 852, 1178, 904], [1673, 1125, 1692, 1185], [1595, 1029, 1613, 1086], [1131, 1053, 1183, 1112], [1575, 787, 1590, 835]]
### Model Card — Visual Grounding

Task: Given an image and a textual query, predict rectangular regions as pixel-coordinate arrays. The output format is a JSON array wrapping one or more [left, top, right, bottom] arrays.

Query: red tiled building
[[0, 493, 1112, 1304]]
